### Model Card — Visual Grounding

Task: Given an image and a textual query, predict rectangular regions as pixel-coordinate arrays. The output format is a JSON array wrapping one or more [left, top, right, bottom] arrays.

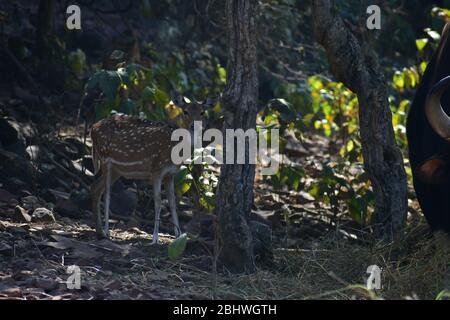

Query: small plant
[[175, 148, 220, 212], [84, 62, 160, 120], [269, 164, 305, 192], [168, 233, 188, 260], [308, 164, 374, 226], [436, 290, 450, 300]]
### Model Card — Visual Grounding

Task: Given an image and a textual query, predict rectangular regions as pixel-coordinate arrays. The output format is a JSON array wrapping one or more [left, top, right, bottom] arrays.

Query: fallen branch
[[48, 155, 90, 190]]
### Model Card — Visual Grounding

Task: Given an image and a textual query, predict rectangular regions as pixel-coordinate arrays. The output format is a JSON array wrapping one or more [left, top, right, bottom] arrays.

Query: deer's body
[[91, 115, 180, 242], [91, 116, 176, 176], [90, 93, 217, 242]]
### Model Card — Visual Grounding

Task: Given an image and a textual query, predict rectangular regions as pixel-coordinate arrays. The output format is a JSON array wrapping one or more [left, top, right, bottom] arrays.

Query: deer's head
[[170, 91, 219, 130]]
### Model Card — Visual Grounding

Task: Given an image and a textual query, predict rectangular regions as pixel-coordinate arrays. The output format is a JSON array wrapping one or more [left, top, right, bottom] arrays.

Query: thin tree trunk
[[36, 0, 55, 60], [312, 0, 408, 240], [215, 0, 257, 273]]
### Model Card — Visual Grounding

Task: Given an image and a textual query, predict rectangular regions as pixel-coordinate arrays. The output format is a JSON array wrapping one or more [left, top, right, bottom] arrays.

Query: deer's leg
[[103, 161, 112, 237], [151, 176, 162, 244], [91, 173, 107, 238], [164, 175, 180, 237], [102, 163, 121, 238]]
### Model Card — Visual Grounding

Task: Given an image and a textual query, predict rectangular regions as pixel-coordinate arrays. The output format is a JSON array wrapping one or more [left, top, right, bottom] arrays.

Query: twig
[[88, 243, 113, 252]]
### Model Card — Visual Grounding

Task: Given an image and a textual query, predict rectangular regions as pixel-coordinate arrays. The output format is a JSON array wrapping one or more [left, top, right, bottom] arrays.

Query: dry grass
[[211, 224, 450, 300]]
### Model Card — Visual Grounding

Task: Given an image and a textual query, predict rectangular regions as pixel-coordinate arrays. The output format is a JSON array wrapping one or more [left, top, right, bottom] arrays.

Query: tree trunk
[[36, 0, 55, 60], [215, 0, 257, 273], [312, 0, 408, 240]]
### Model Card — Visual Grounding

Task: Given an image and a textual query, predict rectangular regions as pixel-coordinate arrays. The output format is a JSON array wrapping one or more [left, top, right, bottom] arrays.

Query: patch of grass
[[212, 224, 449, 300]]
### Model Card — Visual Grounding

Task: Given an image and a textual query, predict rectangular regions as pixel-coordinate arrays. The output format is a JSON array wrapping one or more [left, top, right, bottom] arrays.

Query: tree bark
[[36, 0, 55, 60], [313, 0, 408, 240], [215, 0, 257, 273]]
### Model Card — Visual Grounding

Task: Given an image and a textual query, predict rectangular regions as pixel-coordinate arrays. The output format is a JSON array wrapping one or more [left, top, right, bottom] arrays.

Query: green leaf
[[425, 29, 441, 41], [346, 139, 355, 153], [393, 71, 405, 91], [142, 86, 156, 103], [348, 197, 366, 225], [268, 98, 299, 123], [415, 38, 428, 51], [175, 168, 192, 196], [119, 99, 137, 115], [126, 63, 150, 84], [154, 88, 170, 108], [217, 65, 227, 84], [436, 290, 450, 300], [308, 76, 324, 91], [398, 100, 410, 113], [86, 70, 122, 102], [420, 61, 428, 74], [68, 49, 86, 73], [168, 233, 188, 260]]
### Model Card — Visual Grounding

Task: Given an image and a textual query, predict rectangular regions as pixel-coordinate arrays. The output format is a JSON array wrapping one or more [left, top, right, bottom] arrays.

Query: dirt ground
[[0, 181, 449, 300]]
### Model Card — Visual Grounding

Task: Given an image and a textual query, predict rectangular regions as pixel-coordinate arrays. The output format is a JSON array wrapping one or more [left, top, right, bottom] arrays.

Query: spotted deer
[[90, 93, 217, 242]]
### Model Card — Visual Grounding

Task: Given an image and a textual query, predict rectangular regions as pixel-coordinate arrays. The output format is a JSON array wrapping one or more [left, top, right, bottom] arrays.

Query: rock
[[39, 189, 57, 203], [0, 149, 34, 185], [0, 243, 13, 256], [55, 198, 81, 218], [0, 206, 15, 218], [21, 196, 43, 211], [34, 278, 58, 291], [32, 208, 56, 223], [15, 205, 32, 222], [1, 287, 22, 298], [0, 117, 22, 146], [70, 189, 91, 210], [0, 117, 26, 156], [0, 189, 17, 204], [110, 188, 138, 217], [0, 275, 15, 285], [89, 179, 138, 217], [1, 117, 37, 155], [12, 270, 34, 281], [36, 170, 60, 189], [4, 177, 31, 195], [8, 225, 27, 234]]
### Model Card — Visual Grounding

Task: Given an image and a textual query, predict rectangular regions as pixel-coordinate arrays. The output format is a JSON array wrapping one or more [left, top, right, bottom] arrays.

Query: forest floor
[[0, 98, 449, 300], [0, 187, 448, 300]]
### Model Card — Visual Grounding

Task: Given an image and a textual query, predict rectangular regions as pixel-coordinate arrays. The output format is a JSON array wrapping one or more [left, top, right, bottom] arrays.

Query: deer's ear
[[171, 91, 187, 108]]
